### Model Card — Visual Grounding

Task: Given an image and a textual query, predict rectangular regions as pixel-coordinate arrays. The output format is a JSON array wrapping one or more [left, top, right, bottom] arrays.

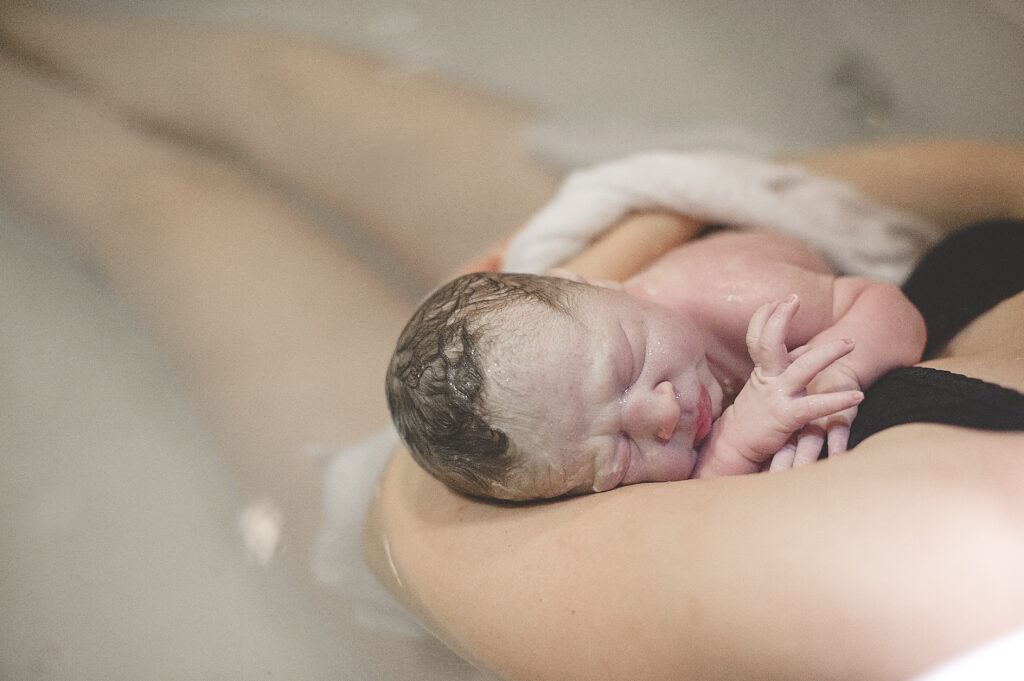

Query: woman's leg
[[0, 5, 558, 287], [0, 52, 417, 584], [0, 2, 566, 573]]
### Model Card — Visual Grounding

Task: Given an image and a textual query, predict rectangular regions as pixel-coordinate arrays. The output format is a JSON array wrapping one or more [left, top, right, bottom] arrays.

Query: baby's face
[[485, 284, 724, 498]]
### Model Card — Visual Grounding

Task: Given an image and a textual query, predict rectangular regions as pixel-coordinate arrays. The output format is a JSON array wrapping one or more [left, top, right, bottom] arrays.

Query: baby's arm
[[793, 277, 926, 463], [693, 297, 864, 478]]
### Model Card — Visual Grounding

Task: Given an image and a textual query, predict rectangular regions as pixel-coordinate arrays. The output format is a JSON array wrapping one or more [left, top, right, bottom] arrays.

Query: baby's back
[[624, 231, 837, 349]]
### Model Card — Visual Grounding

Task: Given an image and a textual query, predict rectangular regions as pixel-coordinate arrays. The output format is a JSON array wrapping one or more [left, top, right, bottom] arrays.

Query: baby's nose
[[644, 380, 681, 441]]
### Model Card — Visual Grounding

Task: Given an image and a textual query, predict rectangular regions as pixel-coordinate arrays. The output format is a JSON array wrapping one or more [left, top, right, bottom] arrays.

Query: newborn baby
[[387, 231, 925, 500]]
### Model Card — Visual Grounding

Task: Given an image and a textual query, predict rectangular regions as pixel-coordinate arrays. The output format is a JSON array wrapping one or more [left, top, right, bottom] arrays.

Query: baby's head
[[387, 270, 716, 502], [386, 271, 578, 501]]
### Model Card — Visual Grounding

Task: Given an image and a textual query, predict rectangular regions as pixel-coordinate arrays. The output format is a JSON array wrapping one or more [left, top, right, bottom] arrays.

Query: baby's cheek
[[594, 454, 636, 494], [537, 447, 598, 497]]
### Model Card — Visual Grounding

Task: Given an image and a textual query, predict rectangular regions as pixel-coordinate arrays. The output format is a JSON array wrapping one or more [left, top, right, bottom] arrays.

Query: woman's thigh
[[2, 54, 417, 592], [1, 6, 558, 286]]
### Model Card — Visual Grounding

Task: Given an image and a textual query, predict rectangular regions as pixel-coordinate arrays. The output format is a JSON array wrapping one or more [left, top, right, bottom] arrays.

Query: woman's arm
[[558, 210, 706, 281], [551, 140, 1024, 284], [795, 139, 1024, 231], [370, 426, 1024, 681]]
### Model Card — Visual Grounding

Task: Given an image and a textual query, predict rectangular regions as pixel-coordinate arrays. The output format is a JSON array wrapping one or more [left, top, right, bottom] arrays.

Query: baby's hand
[[788, 363, 863, 466], [719, 296, 864, 473]]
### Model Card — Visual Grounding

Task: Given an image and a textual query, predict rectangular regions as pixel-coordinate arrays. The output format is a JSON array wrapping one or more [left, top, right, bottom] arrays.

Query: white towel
[[503, 151, 940, 284], [311, 428, 428, 639]]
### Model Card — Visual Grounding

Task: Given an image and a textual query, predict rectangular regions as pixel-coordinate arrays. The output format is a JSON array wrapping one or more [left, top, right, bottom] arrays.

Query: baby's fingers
[[746, 301, 776, 343], [793, 426, 826, 467], [780, 338, 856, 391], [826, 419, 852, 457], [768, 442, 797, 472], [790, 390, 864, 426], [787, 344, 813, 363], [747, 295, 799, 376]]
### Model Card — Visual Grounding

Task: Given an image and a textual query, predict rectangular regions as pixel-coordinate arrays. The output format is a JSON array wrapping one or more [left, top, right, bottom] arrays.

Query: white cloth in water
[[503, 151, 940, 284], [311, 427, 427, 639]]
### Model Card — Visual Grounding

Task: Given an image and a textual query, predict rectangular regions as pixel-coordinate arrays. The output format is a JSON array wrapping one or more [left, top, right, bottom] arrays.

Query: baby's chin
[[617, 449, 700, 489], [525, 449, 700, 499], [504, 468, 592, 501], [571, 462, 698, 497]]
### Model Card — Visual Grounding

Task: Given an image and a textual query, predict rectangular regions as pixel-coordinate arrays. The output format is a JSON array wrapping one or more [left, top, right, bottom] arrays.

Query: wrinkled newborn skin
[[483, 283, 726, 498]]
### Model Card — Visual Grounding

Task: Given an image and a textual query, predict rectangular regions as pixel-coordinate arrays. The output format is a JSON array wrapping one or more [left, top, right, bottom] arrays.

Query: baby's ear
[[545, 267, 624, 291]]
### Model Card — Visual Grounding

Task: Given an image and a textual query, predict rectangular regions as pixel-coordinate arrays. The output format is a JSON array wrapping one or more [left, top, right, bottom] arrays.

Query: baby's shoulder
[[627, 230, 837, 328], [698, 231, 829, 267], [648, 230, 832, 276]]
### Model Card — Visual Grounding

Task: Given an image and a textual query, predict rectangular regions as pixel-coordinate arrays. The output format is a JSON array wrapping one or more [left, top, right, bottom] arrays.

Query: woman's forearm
[[556, 139, 1024, 283], [794, 139, 1024, 231], [559, 210, 705, 281]]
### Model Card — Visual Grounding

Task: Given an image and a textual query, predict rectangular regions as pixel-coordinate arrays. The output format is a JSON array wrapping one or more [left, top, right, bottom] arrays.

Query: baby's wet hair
[[385, 271, 573, 499]]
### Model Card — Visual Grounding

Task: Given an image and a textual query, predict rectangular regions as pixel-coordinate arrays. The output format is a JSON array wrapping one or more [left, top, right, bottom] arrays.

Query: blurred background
[[2, 1, 1023, 679], [30, 0, 1024, 150]]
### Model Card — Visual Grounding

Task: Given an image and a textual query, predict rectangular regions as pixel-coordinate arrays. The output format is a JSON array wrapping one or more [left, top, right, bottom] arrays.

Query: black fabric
[[847, 367, 1024, 450], [825, 219, 1024, 454], [901, 219, 1024, 360]]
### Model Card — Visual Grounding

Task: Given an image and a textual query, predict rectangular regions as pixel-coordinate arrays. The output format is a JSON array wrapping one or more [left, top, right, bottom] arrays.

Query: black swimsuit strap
[[847, 366, 1024, 450], [901, 219, 1024, 359]]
